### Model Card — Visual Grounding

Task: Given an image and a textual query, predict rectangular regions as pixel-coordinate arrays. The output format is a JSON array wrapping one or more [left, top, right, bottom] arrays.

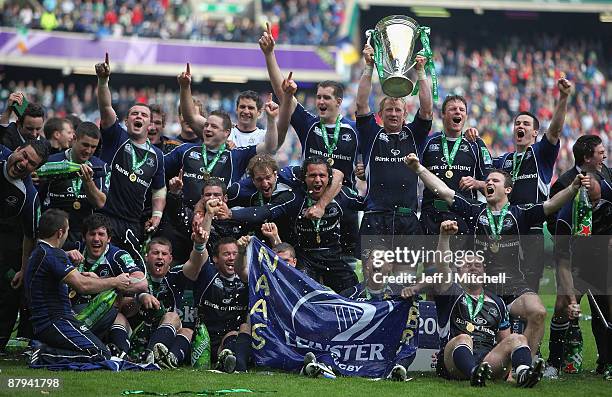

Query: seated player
[[404, 220, 544, 387]]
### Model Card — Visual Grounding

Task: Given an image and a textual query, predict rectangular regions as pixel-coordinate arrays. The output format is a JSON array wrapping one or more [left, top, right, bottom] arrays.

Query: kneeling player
[[403, 221, 544, 387]]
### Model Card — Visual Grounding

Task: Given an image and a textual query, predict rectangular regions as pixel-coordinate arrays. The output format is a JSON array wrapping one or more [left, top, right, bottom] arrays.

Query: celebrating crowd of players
[[0, 23, 610, 387]]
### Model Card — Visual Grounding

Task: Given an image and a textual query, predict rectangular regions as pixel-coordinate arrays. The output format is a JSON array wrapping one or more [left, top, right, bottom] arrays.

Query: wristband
[[152, 211, 163, 218], [194, 243, 206, 253], [417, 69, 426, 81]]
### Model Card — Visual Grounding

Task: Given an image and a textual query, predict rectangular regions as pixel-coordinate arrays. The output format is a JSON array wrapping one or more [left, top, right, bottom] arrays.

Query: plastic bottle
[[563, 320, 583, 373], [191, 322, 211, 369], [75, 290, 117, 328]]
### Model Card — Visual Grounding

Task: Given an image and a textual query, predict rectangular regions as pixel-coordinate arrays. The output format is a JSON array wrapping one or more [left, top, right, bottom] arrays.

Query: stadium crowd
[[0, 16, 610, 389], [0, 0, 344, 45]]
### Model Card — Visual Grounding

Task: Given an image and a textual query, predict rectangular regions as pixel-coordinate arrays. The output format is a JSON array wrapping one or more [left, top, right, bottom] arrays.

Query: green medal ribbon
[[441, 133, 463, 172], [147, 274, 161, 298], [256, 192, 264, 206], [465, 292, 485, 322], [71, 178, 83, 200], [78, 250, 106, 274], [511, 151, 526, 181], [319, 115, 342, 159], [370, 30, 385, 80], [486, 203, 510, 242], [201, 143, 227, 175], [306, 196, 322, 238], [130, 140, 151, 174], [410, 26, 439, 102]]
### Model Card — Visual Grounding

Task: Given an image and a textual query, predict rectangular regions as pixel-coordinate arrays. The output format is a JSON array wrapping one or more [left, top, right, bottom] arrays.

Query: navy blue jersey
[[421, 132, 492, 208], [291, 104, 359, 188], [357, 112, 431, 212], [0, 153, 40, 239], [451, 194, 546, 283], [494, 134, 559, 205], [40, 150, 110, 235], [435, 283, 509, 353], [99, 121, 165, 223], [193, 259, 248, 338], [164, 143, 257, 207], [147, 265, 189, 315], [25, 240, 76, 334], [71, 243, 139, 304]]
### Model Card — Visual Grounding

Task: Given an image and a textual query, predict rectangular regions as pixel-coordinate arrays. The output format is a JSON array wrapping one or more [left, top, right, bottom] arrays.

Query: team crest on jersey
[[99, 269, 109, 277], [479, 214, 489, 225], [327, 206, 339, 217], [218, 155, 229, 164], [313, 126, 323, 136], [488, 307, 498, 316], [503, 218, 513, 228], [341, 133, 352, 142], [146, 158, 155, 167], [390, 149, 401, 156], [399, 131, 409, 141], [214, 278, 224, 288], [504, 159, 512, 168], [459, 144, 469, 152], [378, 133, 389, 142], [5, 196, 18, 206], [232, 225, 242, 234], [189, 151, 201, 160], [428, 143, 440, 152]]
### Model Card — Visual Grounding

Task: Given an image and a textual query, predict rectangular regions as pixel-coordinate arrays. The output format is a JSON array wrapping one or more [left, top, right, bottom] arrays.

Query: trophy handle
[[365, 29, 373, 47]]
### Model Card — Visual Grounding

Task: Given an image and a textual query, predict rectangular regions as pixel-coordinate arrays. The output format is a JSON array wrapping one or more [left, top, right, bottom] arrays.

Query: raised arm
[[182, 226, 210, 281], [415, 55, 433, 120], [235, 235, 251, 283], [356, 43, 374, 115], [304, 168, 344, 219], [546, 77, 572, 145], [277, 72, 296, 148], [1, 92, 25, 125], [434, 221, 458, 293], [404, 153, 455, 204], [80, 164, 106, 208], [64, 270, 130, 295], [95, 53, 117, 129], [256, 94, 279, 154], [178, 63, 206, 135], [543, 174, 587, 216], [259, 22, 296, 111]]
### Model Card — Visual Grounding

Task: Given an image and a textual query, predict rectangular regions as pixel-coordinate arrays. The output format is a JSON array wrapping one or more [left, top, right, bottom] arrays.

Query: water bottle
[[572, 184, 592, 236], [75, 290, 117, 328], [191, 322, 211, 369], [563, 320, 583, 373], [36, 160, 82, 179], [5, 338, 29, 353]]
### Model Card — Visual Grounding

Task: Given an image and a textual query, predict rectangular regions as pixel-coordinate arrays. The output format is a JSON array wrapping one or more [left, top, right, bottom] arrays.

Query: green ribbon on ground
[[410, 26, 438, 102], [121, 389, 277, 396]]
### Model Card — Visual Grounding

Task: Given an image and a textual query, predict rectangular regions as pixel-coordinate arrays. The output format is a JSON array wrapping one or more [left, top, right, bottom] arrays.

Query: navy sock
[[511, 345, 532, 371], [452, 344, 476, 378], [169, 333, 191, 364], [109, 324, 130, 353], [548, 317, 569, 369], [147, 324, 176, 350], [222, 334, 238, 353], [234, 332, 251, 371]]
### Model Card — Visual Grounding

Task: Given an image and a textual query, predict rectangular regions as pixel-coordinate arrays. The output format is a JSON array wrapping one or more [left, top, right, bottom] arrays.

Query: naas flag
[[247, 237, 418, 377]]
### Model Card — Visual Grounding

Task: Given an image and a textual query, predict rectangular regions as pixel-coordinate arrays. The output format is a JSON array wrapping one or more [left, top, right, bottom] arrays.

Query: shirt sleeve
[[515, 203, 546, 232], [151, 147, 166, 190], [231, 191, 300, 223], [405, 110, 433, 153], [355, 113, 380, 154], [277, 166, 303, 190], [532, 134, 560, 184], [474, 138, 493, 180], [163, 144, 187, 180], [99, 120, 126, 164], [231, 146, 258, 182], [496, 296, 510, 331], [290, 103, 318, 148], [335, 186, 366, 211], [450, 193, 482, 228], [52, 250, 76, 280], [554, 203, 572, 260], [115, 250, 140, 274], [22, 179, 40, 239]]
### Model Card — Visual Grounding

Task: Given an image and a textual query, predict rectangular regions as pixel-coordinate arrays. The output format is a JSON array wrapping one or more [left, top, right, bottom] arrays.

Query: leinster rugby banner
[[247, 238, 417, 377]]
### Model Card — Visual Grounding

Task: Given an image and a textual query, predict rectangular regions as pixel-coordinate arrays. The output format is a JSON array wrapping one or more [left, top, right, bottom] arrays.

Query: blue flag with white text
[[248, 237, 417, 378]]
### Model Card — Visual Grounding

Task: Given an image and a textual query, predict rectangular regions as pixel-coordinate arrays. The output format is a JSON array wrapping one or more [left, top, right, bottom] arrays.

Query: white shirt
[[229, 126, 266, 147]]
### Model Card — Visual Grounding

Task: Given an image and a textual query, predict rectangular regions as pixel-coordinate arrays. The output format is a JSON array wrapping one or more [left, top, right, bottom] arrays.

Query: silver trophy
[[368, 15, 420, 98]]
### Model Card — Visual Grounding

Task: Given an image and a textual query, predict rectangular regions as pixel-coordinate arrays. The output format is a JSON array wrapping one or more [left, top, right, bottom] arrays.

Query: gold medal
[[445, 170, 453, 179], [69, 290, 76, 299], [202, 171, 210, 181], [316, 233, 321, 244], [72, 201, 81, 210], [129, 173, 137, 182], [327, 157, 334, 166], [466, 322, 475, 333], [490, 242, 499, 253]]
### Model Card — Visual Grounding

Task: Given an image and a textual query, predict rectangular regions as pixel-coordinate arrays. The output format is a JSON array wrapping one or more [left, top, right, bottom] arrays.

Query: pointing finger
[[186, 62, 190, 75], [287, 71, 293, 81], [266, 21, 271, 34], [105, 52, 109, 64]]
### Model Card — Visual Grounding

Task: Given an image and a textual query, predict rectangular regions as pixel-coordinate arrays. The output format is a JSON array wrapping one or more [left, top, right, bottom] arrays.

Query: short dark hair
[[573, 135, 603, 166], [213, 237, 238, 257], [18, 139, 49, 166], [81, 213, 113, 239], [43, 117, 69, 140], [489, 169, 514, 189], [148, 236, 173, 253], [317, 81, 344, 100], [17, 103, 45, 123], [149, 104, 166, 125], [75, 121, 101, 140], [209, 109, 232, 131], [273, 242, 295, 259], [65, 114, 82, 130], [38, 208, 69, 239], [127, 102, 151, 120], [247, 153, 278, 178], [301, 156, 333, 182], [236, 91, 263, 111], [202, 177, 228, 195], [442, 95, 468, 113], [514, 111, 540, 131]]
